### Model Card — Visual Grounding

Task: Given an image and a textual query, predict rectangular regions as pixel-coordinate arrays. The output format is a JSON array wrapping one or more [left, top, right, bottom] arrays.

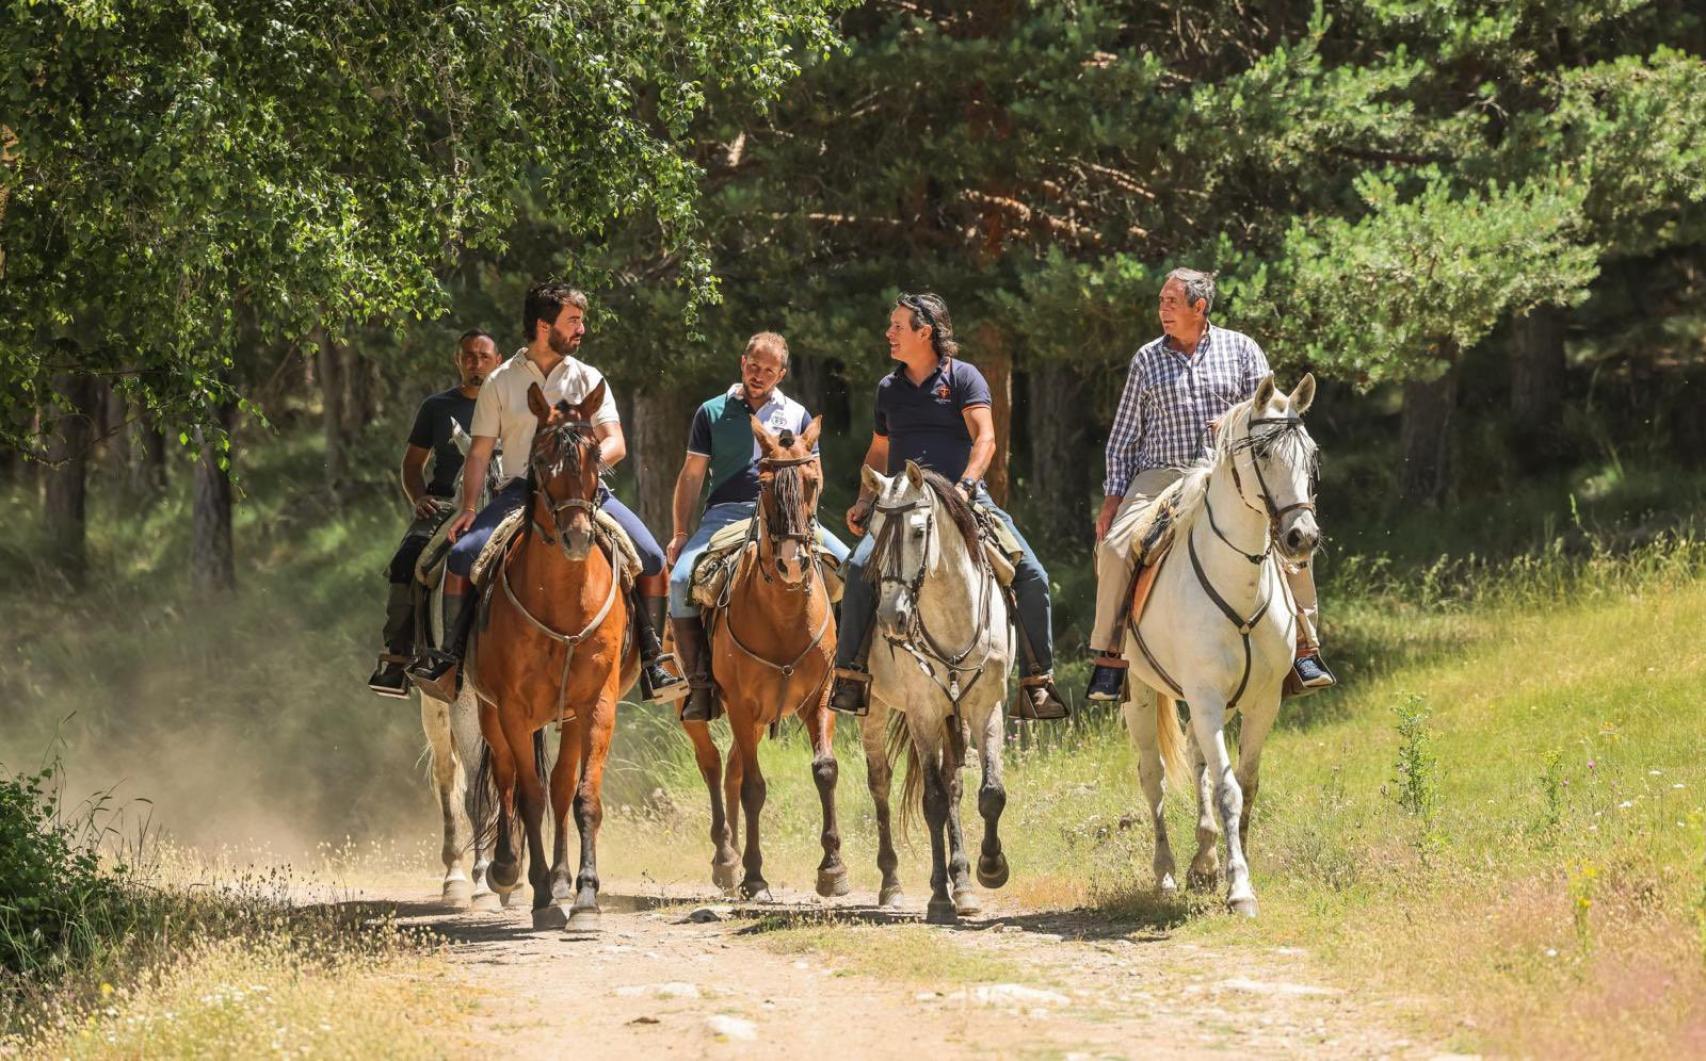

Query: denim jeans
[[447, 480, 667, 579], [668, 500, 851, 618], [834, 486, 1053, 675]]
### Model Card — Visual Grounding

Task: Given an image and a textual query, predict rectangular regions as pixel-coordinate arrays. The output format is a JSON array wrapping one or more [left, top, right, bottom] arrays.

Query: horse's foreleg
[[723, 742, 744, 864], [684, 719, 738, 892], [1123, 693, 1178, 894], [942, 719, 977, 916], [1185, 695, 1255, 917], [917, 721, 956, 926], [974, 706, 1009, 892], [801, 695, 848, 898], [861, 704, 903, 907], [568, 685, 619, 932], [421, 695, 472, 906], [1233, 696, 1280, 853], [478, 700, 523, 894], [1187, 733, 1221, 890], [507, 716, 554, 927], [548, 721, 583, 911], [733, 717, 771, 902]]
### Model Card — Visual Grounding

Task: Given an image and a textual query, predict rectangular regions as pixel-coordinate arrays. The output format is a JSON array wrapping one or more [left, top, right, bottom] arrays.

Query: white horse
[[1120, 374, 1321, 917], [857, 461, 1016, 926], [418, 425, 511, 911]]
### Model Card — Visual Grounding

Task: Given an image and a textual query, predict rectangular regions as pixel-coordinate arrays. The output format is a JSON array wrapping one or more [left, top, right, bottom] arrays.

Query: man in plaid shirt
[[1085, 268, 1336, 702]]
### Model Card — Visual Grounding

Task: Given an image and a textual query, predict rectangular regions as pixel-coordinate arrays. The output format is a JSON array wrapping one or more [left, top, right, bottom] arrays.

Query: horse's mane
[[1141, 392, 1319, 543], [918, 468, 981, 554]]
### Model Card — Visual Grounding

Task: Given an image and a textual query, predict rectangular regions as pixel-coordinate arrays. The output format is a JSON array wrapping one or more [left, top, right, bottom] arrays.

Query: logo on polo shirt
[[933, 382, 951, 401]]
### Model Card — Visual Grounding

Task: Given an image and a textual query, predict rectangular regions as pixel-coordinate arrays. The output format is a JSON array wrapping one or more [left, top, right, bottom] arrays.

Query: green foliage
[[0, 0, 849, 451], [0, 760, 124, 978], [1388, 695, 1441, 826]]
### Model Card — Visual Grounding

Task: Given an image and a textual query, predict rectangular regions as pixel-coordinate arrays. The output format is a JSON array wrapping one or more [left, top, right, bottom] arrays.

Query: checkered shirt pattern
[[1102, 323, 1271, 497]]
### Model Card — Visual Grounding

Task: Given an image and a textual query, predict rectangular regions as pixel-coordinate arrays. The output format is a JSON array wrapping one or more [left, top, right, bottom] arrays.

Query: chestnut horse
[[470, 380, 637, 931], [681, 416, 846, 901]]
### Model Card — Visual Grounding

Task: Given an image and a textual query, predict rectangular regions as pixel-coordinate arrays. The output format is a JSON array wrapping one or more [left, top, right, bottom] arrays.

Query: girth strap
[[499, 543, 621, 727]]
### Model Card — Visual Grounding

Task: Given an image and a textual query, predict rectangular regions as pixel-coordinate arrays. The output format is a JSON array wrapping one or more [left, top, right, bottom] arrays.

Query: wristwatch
[[958, 477, 978, 493]]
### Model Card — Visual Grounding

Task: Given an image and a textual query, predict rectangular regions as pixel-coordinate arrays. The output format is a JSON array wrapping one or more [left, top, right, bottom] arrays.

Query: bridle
[[869, 489, 995, 714], [750, 452, 821, 591], [528, 417, 603, 554]]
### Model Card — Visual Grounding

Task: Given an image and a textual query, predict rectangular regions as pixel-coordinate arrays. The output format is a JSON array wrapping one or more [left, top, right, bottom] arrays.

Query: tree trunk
[[191, 401, 238, 596], [973, 323, 1013, 507], [103, 383, 131, 481], [1399, 362, 1458, 509], [340, 341, 377, 440], [1027, 360, 1091, 545], [629, 389, 692, 536], [1510, 304, 1568, 468], [133, 415, 168, 495], [317, 332, 349, 491], [42, 371, 97, 581]]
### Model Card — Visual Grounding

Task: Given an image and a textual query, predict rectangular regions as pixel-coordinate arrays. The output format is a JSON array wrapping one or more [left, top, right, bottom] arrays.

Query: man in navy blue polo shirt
[[828, 293, 1067, 721]]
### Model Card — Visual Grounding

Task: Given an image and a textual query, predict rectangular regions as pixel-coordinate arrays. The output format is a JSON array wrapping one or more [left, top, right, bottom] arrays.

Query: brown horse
[[681, 416, 846, 900], [471, 380, 637, 931]]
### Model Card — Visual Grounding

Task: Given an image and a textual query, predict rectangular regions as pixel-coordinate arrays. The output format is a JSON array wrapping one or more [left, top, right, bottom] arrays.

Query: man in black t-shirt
[[367, 330, 502, 698]]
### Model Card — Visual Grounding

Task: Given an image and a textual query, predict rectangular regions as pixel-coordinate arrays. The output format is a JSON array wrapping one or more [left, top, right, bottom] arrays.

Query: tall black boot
[[634, 594, 688, 704], [828, 619, 875, 717], [670, 616, 717, 722], [408, 591, 474, 701], [367, 582, 416, 699]]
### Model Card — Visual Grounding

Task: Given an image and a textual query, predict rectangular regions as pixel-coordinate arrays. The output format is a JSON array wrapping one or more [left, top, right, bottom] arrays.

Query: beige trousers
[[1090, 468, 1324, 656]]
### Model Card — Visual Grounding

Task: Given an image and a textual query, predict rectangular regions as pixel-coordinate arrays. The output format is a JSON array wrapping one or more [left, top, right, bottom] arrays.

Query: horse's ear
[[861, 464, 887, 496], [1288, 373, 1316, 416], [904, 459, 925, 491], [526, 382, 552, 424], [800, 415, 822, 453], [1252, 374, 1276, 412], [571, 379, 608, 422], [750, 415, 778, 455]]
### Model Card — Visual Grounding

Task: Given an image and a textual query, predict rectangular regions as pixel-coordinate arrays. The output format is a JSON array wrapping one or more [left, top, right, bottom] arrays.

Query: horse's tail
[[472, 741, 498, 851], [887, 711, 924, 839], [1155, 692, 1190, 783]]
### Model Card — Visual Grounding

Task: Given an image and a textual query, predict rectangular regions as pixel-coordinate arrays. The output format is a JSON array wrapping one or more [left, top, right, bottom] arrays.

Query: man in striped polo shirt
[[1085, 268, 1336, 702], [665, 332, 851, 721]]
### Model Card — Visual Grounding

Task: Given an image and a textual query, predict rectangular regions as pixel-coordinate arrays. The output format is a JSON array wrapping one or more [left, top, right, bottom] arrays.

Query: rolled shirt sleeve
[[469, 377, 503, 439]]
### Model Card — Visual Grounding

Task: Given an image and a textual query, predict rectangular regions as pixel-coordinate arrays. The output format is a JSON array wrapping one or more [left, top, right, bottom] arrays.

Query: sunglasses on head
[[898, 294, 936, 327]]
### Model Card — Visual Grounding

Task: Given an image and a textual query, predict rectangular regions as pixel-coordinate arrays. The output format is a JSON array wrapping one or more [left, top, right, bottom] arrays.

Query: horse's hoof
[[531, 905, 569, 931], [740, 881, 775, 903], [712, 861, 739, 891], [488, 860, 521, 891], [1157, 874, 1179, 896], [1228, 895, 1259, 919], [816, 867, 851, 898], [925, 898, 959, 926], [953, 889, 982, 917], [441, 877, 474, 907], [878, 885, 905, 909], [566, 906, 602, 933], [470, 891, 503, 914], [975, 854, 1009, 890], [1187, 867, 1220, 893]]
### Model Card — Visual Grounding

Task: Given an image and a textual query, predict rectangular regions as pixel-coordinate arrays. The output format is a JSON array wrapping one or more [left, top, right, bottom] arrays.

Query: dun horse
[[682, 417, 846, 900], [470, 381, 636, 931], [858, 461, 1015, 925], [1120, 374, 1321, 917]]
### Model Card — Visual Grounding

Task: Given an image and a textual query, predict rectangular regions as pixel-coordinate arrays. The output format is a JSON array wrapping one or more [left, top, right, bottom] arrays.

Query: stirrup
[[409, 652, 461, 702], [829, 668, 872, 717], [1014, 673, 1069, 721]]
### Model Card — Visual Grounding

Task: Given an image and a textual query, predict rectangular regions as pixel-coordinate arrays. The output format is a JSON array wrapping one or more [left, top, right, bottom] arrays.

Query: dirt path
[[360, 880, 1441, 1059]]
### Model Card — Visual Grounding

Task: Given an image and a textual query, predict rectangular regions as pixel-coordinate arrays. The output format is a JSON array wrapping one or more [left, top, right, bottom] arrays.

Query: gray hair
[[1166, 268, 1217, 315]]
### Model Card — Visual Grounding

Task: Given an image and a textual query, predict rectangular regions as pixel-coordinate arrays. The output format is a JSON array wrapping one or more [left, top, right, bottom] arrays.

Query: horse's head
[[1230, 373, 1321, 566], [526, 380, 605, 560], [861, 459, 983, 641], [752, 414, 823, 587]]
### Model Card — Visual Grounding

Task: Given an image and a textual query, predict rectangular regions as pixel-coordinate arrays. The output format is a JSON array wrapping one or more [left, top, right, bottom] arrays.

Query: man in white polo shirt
[[408, 281, 685, 704]]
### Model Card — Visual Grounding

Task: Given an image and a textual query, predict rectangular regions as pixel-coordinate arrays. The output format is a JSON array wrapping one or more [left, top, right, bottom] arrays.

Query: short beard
[[548, 330, 579, 356]]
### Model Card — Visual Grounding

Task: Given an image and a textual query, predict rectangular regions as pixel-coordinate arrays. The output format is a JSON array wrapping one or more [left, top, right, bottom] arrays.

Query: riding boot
[[634, 594, 689, 704], [408, 590, 474, 701], [367, 583, 416, 699], [1014, 674, 1070, 721], [670, 616, 718, 722]]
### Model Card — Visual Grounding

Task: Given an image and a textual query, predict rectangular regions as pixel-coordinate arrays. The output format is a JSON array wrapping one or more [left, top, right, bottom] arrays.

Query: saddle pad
[[469, 505, 641, 591], [691, 537, 846, 610], [411, 504, 459, 586]]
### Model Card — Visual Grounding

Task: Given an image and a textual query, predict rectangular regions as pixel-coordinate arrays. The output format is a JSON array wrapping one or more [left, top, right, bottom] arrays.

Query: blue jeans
[[668, 500, 851, 618], [834, 486, 1053, 675], [448, 480, 666, 579]]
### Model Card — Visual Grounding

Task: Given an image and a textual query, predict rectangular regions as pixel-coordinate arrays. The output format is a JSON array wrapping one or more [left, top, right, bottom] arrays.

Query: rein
[[529, 418, 603, 550], [499, 533, 621, 729], [1130, 410, 1317, 711], [871, 491, 996, 715]]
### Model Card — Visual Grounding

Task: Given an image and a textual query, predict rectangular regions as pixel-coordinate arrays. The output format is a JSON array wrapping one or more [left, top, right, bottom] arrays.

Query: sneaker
[[367, 660, 411, 699], [828, 669, 871, 716], [1085, 662, 1127, 703], [1292, 652, 1336, 690], [640, 656, 690, 705]]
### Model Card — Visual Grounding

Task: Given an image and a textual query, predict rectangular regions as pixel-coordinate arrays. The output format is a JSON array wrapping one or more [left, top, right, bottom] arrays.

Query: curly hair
[[897, 292, 960, 361]]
